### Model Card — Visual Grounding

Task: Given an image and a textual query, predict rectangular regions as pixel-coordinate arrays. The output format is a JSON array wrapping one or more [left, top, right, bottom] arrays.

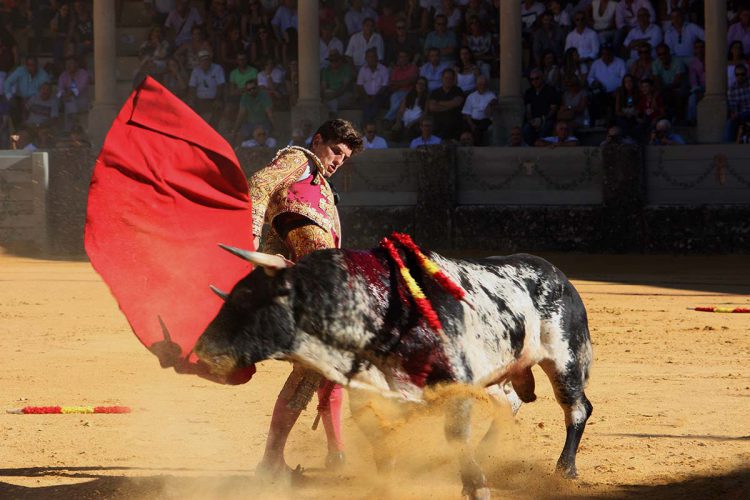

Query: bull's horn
[[218, 244, 291, 272], [209, 285, 229, 301]]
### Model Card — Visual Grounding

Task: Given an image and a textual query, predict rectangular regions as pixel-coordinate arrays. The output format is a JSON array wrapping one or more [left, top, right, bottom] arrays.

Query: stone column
[[291, 2, 326, 131], [88, 0, 119, 149], [697, 1, 727, 143], [492, 1, 524, 146]]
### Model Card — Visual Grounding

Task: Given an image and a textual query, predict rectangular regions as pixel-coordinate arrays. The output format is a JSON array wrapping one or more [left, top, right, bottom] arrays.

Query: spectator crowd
[[5, 1, 750, 150]]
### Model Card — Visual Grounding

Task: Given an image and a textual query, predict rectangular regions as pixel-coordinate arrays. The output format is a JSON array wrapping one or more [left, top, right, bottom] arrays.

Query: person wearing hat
[[321, 48, 354, 113], [319, 23, 344, 69], [188, 49, 225, 127]]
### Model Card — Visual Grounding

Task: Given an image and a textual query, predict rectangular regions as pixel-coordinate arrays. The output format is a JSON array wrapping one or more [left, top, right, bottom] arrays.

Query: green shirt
[[240, 89, 272, 123], [652, 59, 685, 87], [230, 66, 259, 90], [322, 64, 353, 93]]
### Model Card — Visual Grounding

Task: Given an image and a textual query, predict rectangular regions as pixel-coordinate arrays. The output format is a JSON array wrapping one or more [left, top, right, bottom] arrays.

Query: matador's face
[[311, 136, 353, 178]]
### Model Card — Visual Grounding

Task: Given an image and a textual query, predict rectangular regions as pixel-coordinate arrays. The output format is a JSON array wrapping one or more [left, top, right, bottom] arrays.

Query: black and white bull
[[195, 245, 593, 499]]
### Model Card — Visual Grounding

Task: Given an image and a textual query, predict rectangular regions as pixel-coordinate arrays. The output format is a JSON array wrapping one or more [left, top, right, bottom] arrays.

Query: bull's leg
[[444, 397, 490, 500], [539, 360, 593, 479], [349, 389, 397, 474], [480, 384, 520, 447]]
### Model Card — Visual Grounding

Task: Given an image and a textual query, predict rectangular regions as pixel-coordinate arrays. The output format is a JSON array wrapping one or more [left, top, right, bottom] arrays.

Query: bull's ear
[[218, 244, 293, 276]]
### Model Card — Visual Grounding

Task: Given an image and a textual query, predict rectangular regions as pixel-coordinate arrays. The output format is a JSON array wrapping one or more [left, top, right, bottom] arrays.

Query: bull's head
[[194, 246, 297, 381]]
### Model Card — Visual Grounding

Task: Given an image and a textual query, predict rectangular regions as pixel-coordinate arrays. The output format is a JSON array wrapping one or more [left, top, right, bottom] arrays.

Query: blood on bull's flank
[[195, 239, 593, 499]]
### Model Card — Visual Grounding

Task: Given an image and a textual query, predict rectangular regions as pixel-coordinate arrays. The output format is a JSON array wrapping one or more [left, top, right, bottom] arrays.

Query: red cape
[[85, 76, 255, 384]]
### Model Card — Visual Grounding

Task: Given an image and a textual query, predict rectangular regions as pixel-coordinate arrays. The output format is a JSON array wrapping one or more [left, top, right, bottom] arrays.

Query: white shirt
[[271, 5, 297, 35], [664, 22, 705, 59], [521, 2, 545, 32], [257, 66, 284, 88], [591, 0, 617, 31], [462, 89, 497, 120], [344, 6, 378, 36], [615, 0, 655, 29], [320, 37, 344, 68], [410, 135, 441, 148], [364, 135, 388, 149], [188, 63, 225, 99], [623, 23, 662, 60], [357, 63, 389, 96], [587, 57, 627, 92], [241, 137, 277, 148], [164, 7, 202, 47], [565, 27, 601, 60], [345, 31, 384, 68]]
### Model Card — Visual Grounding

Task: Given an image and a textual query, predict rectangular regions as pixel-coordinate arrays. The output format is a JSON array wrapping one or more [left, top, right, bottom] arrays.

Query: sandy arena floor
[[0, 251, 748, 499]]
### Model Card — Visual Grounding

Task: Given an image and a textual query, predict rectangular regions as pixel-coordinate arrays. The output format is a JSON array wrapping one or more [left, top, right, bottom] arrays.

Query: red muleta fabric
[[85, 76, 255, 384]]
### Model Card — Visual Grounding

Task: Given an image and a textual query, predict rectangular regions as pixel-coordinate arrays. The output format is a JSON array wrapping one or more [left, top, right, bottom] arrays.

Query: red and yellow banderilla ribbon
[[6, 406, 131, 414], [689, 307, 750, 313]]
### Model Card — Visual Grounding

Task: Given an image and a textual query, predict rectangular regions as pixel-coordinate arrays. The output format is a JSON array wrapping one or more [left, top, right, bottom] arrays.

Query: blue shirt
[[4, 67, 50, 99], [409, 135, 441, 148], [419, 61, 450, 92]]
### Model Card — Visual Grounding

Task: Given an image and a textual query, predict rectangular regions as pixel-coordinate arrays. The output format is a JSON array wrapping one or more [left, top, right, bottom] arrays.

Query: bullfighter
[[249, 118, 363, 477]]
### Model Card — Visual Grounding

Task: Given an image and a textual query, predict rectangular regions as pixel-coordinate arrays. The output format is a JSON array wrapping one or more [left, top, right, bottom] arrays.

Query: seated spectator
[[566, 11, 600, 64], [540, 50, 561, 90], [409, 116, 442, 148], [463, 0, 490, 32], [649, 118, 685, 144], [322, 49, 355, 113], [139, 26, 171, 76], [561, 47, 589, 86], [588, 43, 627, 124], [634, 77, 664, 140], [4, 56, 50, 129], [385, 49, 418, 123], [623, 8, 662, 62], [455, 47, 483, 95], [393, 76, 429, 140], [663, 8, 704, 64], [600, 125, 637, 146], [165, 0, 204, 48], [462, 74, 496, 145], [357, 48, 389, 126], [548, 0, 572, 29], [233, 78, 274, 143], [521, 0, 545, 35], [249, 25, 280, 69], [56, 56, 89, 132], [257, 57, 286, 107], [226, 53, 258, 119], [652, 42, 687, 120], [727, 41, 745, 89], [508, 125, 529, 147], [188, 50, 225, 127], [463, 16, 493, 68], [523, 68, 559, 145], [424, 14, 458, 64], [241, 124, 277, 148], [687, 39, 705, 124], [403, 0, 429, 37], [320, 23, 344, 69], [25, 82, 59, 148], [558, 76, 590, 130], [534, 120, 579, 147], [427, 68, 465, 141], [163, 57, 189, 100], [629, 43, 654, 80], [363, 122, 388, 149], [457, 130, 474, 146], [345, 17, 384, 70], [728, 7, 750, 56], [614, 73, 640, 137], [219, 25, 246, 73], [532, 11, 565, 68], [386, 19, 421, 66], [270, 0, 297, 43], [377, 2, 400, 39], [614, 0, 655, 55], [50, 3, 74, 67], [11, 128, 38, 152], [72, 1, 94, 60], [420, 48, 451, 92], [345, 0, 378, 37], [725, 64, 750, 142], [175, 25, 212, 72], [588, 0, 618, 45]]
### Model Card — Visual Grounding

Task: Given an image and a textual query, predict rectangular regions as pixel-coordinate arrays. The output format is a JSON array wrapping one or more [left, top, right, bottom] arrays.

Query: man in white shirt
[[588, 44, 626, 124], [345, 17, 384, 69], [320, 23, 344, 69], [362, 122, 388, 149], [357, 48, 389, 125], [623, 7, 662, 61], [188, 50, 225, 126], [419, 48, 450, 92], [410, 116, 442, 148], [164, 0, 203, 47], [345, 0, 378, 36], [663, 8, 704, 64], [614, 0, 655, 53], [461, 75, 497, 146], [565, 12, 600, 62], [534, 120, 579, 147], [270, 0, 297, 42]]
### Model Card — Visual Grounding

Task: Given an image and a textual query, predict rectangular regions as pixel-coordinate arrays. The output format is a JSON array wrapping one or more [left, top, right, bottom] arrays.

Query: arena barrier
[[0, 151, 48, 251]]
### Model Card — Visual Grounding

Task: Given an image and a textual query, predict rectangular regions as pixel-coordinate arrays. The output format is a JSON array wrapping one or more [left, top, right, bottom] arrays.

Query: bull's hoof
[[462, 486, 491, 500], [255, 461, 304, 484], [555, 461, 578, 479], [325, 451, 346, 470]]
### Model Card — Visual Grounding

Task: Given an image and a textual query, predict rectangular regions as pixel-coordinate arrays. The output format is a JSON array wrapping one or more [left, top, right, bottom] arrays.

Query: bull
[[195, 244, 593, 499]]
